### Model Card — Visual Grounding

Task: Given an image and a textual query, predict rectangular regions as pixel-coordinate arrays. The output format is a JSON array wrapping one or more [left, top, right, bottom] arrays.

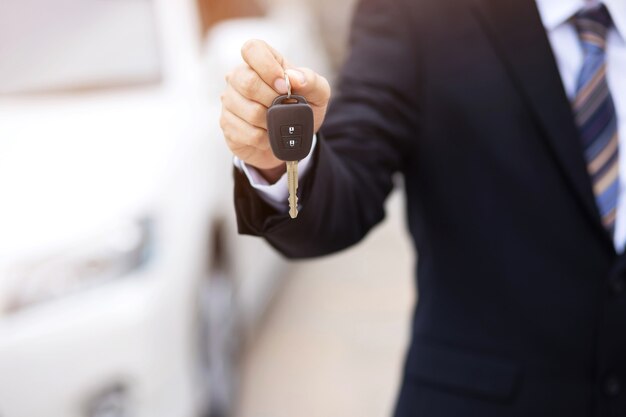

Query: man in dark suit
[[219, 0, 626, 415]]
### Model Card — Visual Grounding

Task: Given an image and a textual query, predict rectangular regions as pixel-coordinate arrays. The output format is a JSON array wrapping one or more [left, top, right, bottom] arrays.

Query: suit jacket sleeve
[[234, 0, 420, 259]]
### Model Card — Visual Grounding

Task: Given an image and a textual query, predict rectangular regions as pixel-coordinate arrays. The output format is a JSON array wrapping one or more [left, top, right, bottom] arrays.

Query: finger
[[220, 108, 270, 151], [283, 67, 331, 106], [230, 65, 278, 108], [241, 39, 286, 94], [222, 84, 268, 130]]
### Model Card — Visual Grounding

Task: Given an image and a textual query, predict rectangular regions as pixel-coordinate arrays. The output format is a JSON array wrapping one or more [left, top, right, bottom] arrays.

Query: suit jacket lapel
[[471, 0, 613, 249]]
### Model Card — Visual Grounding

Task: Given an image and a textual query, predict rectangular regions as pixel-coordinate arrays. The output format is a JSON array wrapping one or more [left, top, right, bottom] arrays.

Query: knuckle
[[219, 109, 232, 129], [250, 128, 266, 146], [249, 103, 266, 125], [231, 64, 245, 77], [222, 94, 235, 112], [239, 70, 259, 96], [219, 114, 228, 132]]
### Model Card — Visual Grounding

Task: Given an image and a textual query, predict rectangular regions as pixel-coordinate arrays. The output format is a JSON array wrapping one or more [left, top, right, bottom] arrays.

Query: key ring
[[284, 71, 291, 99]]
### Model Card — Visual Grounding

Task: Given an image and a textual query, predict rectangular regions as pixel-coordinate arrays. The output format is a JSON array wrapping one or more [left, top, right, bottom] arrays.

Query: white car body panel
[[0, 0, 329, 415]]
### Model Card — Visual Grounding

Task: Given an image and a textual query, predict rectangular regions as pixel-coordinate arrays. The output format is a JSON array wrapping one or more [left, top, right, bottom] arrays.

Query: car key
[[267, 74, 314, 218]]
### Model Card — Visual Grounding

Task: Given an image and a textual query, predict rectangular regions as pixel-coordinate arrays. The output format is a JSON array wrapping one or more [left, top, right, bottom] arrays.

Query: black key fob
[[267, 94, 314, 161]]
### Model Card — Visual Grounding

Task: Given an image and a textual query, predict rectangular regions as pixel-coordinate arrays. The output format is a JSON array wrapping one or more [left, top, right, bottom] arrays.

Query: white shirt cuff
[[233, 134, 317, 212]]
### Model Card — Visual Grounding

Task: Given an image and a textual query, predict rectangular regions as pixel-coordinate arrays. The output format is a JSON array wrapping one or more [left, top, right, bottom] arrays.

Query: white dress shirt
[[235, 0, 626, 250], [233, 134, 316, 210]]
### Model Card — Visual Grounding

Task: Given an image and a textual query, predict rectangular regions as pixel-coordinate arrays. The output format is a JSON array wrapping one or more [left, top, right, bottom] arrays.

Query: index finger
[[241, 39, 286, 94]]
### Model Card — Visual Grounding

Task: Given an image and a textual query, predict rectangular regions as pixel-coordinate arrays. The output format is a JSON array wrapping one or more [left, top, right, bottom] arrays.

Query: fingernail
[[274, 77, 287, 93], [286, 69, 307, 86]]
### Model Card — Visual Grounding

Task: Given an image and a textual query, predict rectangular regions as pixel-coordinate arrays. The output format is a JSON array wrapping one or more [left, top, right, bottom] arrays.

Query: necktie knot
[[573, 3, 613, 51]]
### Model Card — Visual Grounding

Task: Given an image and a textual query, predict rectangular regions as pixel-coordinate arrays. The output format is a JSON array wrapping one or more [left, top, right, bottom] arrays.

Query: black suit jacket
[[234, 0, 626, 415]]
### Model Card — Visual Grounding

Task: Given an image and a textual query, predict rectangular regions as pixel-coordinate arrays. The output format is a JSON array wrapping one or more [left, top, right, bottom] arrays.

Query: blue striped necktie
[[572, 3, 620, 234]]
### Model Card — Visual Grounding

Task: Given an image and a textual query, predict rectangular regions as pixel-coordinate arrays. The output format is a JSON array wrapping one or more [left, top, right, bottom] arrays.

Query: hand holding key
[[220, 39, 331, 184]]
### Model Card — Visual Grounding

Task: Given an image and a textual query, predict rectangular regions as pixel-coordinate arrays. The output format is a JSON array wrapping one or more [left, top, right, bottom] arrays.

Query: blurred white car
[[0, 0, 329, 416]]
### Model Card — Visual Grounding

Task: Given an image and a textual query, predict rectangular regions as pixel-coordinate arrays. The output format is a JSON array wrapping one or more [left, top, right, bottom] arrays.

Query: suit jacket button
[[605, 377, 621, 397]]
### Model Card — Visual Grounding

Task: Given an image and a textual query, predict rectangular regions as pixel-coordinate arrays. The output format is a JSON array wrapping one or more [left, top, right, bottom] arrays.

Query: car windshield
[[0, 0, 161, 95]]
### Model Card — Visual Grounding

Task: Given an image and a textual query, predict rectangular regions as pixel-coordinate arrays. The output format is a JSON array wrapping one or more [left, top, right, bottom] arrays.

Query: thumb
[[277, 67, 330, 107]]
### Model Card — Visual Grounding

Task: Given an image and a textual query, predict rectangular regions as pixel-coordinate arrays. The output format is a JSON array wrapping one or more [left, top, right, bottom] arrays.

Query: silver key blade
[[286, 160, 298, 219]]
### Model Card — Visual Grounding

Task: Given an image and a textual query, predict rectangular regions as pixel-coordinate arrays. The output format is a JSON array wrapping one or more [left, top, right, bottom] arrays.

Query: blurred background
[[0, 0, 414, 416]]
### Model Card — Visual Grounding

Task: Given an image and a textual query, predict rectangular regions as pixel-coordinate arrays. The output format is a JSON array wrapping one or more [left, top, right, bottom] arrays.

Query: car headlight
[[2, 218, 154, 314]]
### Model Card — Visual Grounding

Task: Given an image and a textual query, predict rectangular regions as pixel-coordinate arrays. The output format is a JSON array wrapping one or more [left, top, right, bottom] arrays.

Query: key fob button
[[282, 137, 302, 149], [281, 125, 303, 136]]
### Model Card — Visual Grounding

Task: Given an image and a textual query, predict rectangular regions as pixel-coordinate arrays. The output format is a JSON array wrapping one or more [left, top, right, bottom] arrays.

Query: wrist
[[257, 163, 286, 184]]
